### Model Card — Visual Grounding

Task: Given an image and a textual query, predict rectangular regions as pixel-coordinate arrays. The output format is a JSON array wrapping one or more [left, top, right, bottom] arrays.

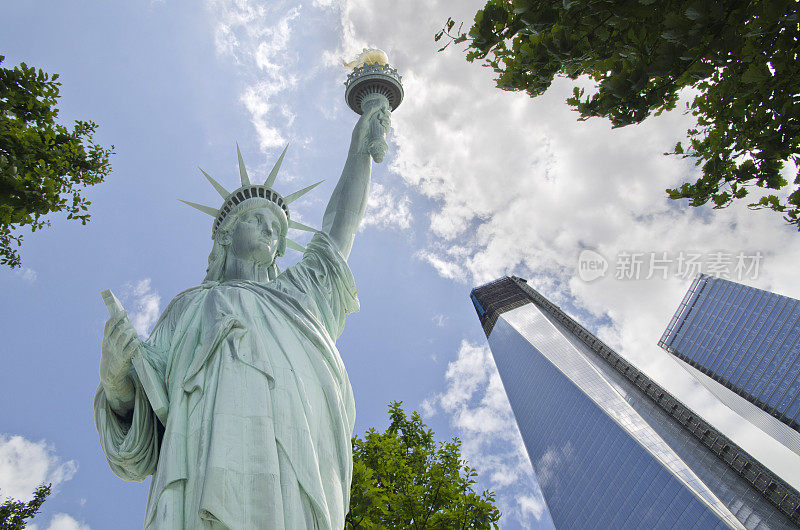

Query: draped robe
[[94, 232, 358, 529]]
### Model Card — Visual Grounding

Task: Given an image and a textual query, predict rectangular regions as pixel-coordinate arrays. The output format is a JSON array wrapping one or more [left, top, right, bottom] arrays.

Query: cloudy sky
[[2, 1, 800, 529]]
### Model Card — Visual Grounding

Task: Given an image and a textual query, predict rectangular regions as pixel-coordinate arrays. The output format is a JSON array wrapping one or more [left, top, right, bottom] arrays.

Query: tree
[[346, 402, 500, 529], [0, 484, 51, 529], [0, 55, 114, 268], [437, 0, 800, 229]]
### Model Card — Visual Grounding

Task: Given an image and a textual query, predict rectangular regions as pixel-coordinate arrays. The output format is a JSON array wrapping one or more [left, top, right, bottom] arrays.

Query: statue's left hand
[[100, 312, 142, 413]]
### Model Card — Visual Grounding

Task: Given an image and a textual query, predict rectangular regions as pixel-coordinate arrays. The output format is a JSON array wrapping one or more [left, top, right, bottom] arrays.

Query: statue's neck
[[221, 256, 272, 283]]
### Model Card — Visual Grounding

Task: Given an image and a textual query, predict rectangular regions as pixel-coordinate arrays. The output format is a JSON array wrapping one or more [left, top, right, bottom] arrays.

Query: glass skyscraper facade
[[471, 277, 800, 529], [659, 274, 800, 435]]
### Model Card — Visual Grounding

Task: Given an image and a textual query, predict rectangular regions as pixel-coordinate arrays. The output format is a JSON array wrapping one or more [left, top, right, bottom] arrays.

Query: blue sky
[[2, 1, 800, 529]]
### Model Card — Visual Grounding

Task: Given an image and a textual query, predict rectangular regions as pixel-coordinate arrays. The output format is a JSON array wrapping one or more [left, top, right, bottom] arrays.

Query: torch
[[344, 49, 403, 163]]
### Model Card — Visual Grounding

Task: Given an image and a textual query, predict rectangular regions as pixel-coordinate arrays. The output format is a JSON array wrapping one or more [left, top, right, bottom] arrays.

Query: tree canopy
[[346, 402, 500, 529], [438, 0, 800, 229], [0, 55, 113, 268], [0, 484, 50, 529]]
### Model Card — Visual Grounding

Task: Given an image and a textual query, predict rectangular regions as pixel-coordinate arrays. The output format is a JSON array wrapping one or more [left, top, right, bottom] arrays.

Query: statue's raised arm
[[324, 48, 403, 259], [321, 100, 391, 259]]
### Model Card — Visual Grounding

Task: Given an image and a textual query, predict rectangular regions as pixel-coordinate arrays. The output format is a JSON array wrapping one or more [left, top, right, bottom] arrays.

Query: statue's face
[[229, 207, 284, 264]]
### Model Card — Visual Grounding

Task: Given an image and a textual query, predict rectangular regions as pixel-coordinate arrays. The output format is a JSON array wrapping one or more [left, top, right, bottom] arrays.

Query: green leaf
[[346, 402, 501, 529], [0, 59, 114, 268], [684, 7, 702, 20], [0, 483, 51, 527], [740, 63, 767, 84]]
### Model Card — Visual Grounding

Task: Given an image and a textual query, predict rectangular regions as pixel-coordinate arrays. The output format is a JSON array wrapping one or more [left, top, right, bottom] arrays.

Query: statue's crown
[[181, 144, 321, 253]]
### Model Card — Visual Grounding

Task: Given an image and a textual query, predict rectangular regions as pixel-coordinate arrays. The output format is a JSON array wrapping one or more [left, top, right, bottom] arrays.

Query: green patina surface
[[95, 88, 394, 529]]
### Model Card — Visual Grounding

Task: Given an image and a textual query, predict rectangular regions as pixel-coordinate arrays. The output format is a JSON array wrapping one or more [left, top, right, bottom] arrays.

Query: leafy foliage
[[0, 55, 114, 267], [438, 0, 800, 228], [0, 484, 51, 529], [346, 402, 500, 529]]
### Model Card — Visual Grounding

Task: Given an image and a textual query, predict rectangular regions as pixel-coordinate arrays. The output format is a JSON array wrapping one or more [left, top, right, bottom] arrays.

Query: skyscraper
[[471, 276, 799, 529], [659, 274, 800, 440]]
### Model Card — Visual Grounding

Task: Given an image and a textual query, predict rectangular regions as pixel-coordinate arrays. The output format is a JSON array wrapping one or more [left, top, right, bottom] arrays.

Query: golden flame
[[342, 48, 390, 71]]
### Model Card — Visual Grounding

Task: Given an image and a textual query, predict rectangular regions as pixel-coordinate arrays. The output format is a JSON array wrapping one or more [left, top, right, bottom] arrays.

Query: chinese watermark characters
[[577, 250, 763, 282]]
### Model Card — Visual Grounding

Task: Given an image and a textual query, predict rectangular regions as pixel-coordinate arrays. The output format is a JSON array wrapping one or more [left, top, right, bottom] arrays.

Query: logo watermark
[[577, 249, 609, 282], [576, 250, 763, 282]]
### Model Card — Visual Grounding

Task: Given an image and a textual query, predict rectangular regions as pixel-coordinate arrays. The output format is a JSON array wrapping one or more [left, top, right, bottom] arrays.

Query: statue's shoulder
[[171, 284, 206, 303], [166, 281, 250, 309], [155, 284, 208, 322]]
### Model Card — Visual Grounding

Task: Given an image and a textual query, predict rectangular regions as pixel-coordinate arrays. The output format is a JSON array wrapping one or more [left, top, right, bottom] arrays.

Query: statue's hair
[[203, 199, 287, 283]]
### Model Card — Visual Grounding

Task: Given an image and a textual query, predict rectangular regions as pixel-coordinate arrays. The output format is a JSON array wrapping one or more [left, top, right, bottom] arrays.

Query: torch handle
[[362, 94, 390, 164]]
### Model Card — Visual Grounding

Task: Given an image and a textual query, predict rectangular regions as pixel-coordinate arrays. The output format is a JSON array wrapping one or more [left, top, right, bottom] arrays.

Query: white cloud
[[415, 249, 466, 281], [432, 314, 447, 327], [424, 341, 548, 528], [420, 397, 437, 417], [14, 267, 37, 282], [0, 435, 77, 502], [122, 279, 161, 337], [360, 182, 410, 230], [533, 443, 574, 490], [517, 494, 547, 522], [213, 22, 239, 58], [240, 80, 296, 149], [29, 513, 91, 530], [207, 1, 301, 150]]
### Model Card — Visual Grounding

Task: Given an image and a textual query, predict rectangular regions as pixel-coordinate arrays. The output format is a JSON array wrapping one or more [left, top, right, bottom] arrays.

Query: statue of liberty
[[94, 53, 398, 529]]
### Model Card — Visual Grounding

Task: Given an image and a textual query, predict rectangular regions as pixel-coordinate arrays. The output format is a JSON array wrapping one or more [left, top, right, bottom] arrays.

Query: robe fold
[[95, 232, 358, 529]]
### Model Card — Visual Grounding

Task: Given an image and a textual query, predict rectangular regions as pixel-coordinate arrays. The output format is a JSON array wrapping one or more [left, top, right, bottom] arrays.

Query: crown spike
[[199, 167, 230, 199], [284, 180, 324, 204], [265, 144, 289, 188], [288, 219, 318, 232], [180, 200, 219, 217], [285, 239, 306, 253], [236, 142, 250, 186]]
